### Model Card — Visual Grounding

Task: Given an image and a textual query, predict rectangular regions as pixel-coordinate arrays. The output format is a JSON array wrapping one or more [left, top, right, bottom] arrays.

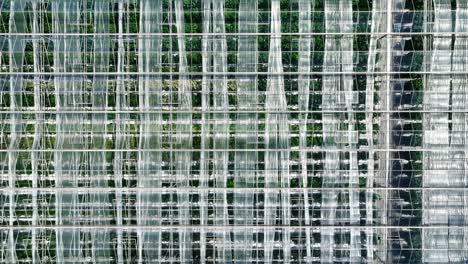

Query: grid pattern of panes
[[0, 0, 467, 263]]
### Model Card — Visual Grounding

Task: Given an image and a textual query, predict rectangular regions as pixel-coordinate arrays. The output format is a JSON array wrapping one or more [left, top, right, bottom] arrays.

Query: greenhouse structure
[[0, 0, 468, 263]]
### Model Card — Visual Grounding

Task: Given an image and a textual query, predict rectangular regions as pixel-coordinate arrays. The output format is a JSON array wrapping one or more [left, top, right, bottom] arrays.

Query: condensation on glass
[[0, 0, 467, 263]]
